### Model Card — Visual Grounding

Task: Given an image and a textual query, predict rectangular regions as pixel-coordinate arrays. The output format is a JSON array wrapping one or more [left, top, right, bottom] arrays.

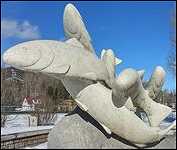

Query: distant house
[[58, 99, 76, 112], [5, 66, 24, 81], [21, 96, 41, 111]]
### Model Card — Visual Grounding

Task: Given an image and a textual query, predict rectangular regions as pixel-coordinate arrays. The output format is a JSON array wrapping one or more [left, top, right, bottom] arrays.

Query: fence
[[1, 105, 74, 115], [1, 127, 52, 149]]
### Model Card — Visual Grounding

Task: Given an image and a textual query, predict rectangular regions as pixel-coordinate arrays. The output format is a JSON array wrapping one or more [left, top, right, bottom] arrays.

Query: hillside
[[1, 67, 74, 107], [1, 67, 176, 110]]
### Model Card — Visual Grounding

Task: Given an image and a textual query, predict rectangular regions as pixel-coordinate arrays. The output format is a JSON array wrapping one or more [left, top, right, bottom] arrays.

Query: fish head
[[3, 40, 54, 72]]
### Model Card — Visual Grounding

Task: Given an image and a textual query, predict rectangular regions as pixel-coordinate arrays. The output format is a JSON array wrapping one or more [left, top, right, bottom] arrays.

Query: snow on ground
[[1, 113, 66, 135], [3, 113, 66, 128], [1, 113, 66, 149], [4, 114, 30, 128], [25, 142, 47, 149], [55, 113, 66, 124], [1, 112, 176, 149], [2, 112, 176, 135]]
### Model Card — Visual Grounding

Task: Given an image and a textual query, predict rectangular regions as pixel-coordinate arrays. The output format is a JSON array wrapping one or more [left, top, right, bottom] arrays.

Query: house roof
[[24, 96, 40, 105]]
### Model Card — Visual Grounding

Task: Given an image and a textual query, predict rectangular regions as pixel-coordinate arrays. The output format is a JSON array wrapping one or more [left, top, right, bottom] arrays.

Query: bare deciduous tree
[[33, 95, 57, 126], [168, 7, 176, 76]]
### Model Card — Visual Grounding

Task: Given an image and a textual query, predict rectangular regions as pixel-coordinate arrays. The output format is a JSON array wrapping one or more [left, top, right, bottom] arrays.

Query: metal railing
[[1, 105, 73, 115], [1, 106, 36, 115]]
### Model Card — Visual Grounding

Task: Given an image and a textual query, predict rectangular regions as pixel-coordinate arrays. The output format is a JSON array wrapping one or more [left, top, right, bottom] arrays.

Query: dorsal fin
[[101, 49, 106, 59], [101, 49, 122, 66], [115, 57, 122, 65], [63, 3, 95, 53]]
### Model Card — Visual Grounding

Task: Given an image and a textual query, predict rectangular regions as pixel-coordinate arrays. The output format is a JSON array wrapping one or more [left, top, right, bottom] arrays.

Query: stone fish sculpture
[[3, 3, 176, 145]]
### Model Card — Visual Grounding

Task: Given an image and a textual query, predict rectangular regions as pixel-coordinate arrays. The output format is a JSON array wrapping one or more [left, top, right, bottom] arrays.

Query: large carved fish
[[2, 3, 175, 145]]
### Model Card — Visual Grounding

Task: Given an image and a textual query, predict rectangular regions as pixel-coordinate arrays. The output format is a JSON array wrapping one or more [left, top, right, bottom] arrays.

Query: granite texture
[[48, 107, 176, 149]]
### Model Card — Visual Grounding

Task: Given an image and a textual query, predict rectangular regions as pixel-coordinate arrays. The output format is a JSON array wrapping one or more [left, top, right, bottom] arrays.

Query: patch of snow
[[3, 113, 66, 129], [4, 114, 30, 128], [1, 113, 66, 136], [55, 113, 66, 124], [25, 142, 47, 149]]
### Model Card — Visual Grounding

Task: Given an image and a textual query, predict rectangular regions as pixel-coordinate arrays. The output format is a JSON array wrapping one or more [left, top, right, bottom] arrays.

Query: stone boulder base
[[48, 107, 176, 149]]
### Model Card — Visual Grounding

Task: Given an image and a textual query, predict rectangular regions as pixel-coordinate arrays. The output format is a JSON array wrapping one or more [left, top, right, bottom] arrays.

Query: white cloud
[[1, 19, 41, 40]]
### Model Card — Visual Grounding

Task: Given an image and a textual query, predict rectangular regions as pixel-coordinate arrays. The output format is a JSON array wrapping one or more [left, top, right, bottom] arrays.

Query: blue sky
[[1, 1, 176, 90]]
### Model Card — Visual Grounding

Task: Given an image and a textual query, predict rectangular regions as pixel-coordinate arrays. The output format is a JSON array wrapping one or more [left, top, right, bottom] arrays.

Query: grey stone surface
[[48, 107, 176, 149], [148, 133, 176, 149]]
